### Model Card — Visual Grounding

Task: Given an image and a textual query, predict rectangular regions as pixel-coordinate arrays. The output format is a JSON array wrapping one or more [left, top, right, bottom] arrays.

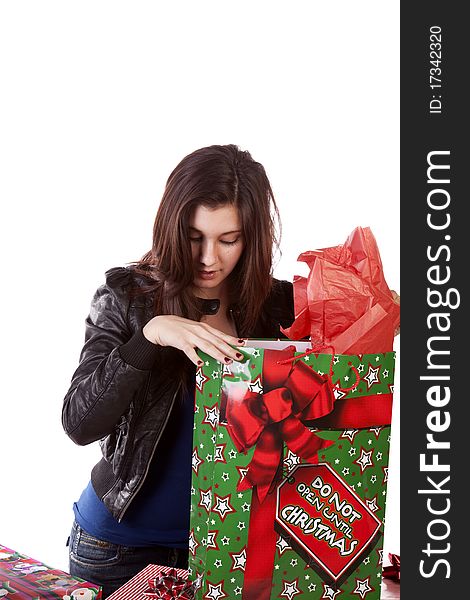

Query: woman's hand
[[143, 315, 244, 366]]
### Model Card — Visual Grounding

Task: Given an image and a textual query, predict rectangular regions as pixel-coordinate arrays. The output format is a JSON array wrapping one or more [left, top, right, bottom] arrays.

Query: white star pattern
[[203, 405, 219, 430], [284, 450, 301, 472], [214, 559, 222, 568], [252, 349, 260, 358], [382, 369, 389, 378], [322, 583, 341, 599], [237, 466, 248, 482], [348, 447, 357, 456], [364, 365, 380, 389], [221, 472, 230, 481], [222, 363, 232, 376], [366, 496, 380, 513], [229, 449, 238, 459], [231, 548, 247, 571], [333, 356, 340, 364], [308, 583, 317, 592], [192, 448, 202, 474], [369, 427, 383, 439], [205, 454, 213, 462], [357, 363, 365, 373], [276, 536, 291, 555], [353, 577, 372, 598], [376, 451, 383, 460], [211, 370, 220, 379], [221, 536, 230, 546], [206, 531, 218, 550], [383, 467, 389, 483], [214, 444, 225, 462], [280, 579, 301, 600], [241, 502, 250, 512], [290, 558, 298, 567], [199, 489, 212, 512], [212, 494, 235, 521], [342, 467, 350, 476], [206, 582, 226, 600], [333, 387, 347, 400], [234, 587, 242, 595], [237, 521, 246, 530], [189, 530, 198, 555], [355, 448, 374, 472], [248, 377, 263, 394], [195, 368, 209, 391]]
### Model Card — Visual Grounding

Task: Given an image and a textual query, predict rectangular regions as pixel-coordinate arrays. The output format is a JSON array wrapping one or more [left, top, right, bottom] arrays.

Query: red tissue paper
[[282, 226, 400, 354]]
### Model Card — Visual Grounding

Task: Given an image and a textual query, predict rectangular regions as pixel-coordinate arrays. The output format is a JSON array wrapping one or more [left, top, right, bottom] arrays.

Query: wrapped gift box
[[107, 564, 195, 600], [0, 543, 101, 598], [189, 342, 395, 600]]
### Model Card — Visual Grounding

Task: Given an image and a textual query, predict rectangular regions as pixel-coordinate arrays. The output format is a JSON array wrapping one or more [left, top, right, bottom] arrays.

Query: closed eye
[[189, 237, 240, 245]]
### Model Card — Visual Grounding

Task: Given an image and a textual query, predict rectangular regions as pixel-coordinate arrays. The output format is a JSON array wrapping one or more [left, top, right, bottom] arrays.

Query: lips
[[197, 270, 219, 280]]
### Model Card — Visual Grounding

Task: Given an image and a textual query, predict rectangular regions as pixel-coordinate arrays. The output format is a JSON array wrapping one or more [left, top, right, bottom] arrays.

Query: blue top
[[73, 385, 194, 548]]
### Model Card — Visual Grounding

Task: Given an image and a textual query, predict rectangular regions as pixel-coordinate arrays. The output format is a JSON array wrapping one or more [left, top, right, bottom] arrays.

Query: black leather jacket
[[62, 266, 294, 522]]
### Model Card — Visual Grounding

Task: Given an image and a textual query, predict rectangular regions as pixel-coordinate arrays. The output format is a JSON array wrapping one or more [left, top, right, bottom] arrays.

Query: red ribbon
[[226, 346, 347, 502], [223, 346, 393, 600], [383, 553, 400, 582]]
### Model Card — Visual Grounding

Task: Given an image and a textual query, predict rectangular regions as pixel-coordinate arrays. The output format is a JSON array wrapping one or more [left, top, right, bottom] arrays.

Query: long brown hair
[[129, 144, 280, 336]]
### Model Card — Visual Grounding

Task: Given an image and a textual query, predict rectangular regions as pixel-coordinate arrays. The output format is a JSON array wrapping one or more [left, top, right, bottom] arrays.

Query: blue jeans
[[67, 521, 188, 599]]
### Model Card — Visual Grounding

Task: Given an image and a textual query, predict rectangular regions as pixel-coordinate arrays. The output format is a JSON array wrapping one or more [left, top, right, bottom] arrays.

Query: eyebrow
[[189, 227, 242, 235]]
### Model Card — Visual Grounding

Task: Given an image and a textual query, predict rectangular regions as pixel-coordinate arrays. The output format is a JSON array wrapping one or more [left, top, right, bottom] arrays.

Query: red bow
[[225, 346, 337, 502], [145, 569, 201, 599]]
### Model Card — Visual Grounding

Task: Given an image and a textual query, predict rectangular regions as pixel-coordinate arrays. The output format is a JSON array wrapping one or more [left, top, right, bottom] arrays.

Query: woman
[[62, 144, 295, 597]]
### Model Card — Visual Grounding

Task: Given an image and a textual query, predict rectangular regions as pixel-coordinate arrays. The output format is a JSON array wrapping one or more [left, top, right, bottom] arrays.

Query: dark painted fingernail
[[236, 352, 243, 359], [197, 360, 203, 366], [238, 339, 245, 345], [224, 357, 233, 364]]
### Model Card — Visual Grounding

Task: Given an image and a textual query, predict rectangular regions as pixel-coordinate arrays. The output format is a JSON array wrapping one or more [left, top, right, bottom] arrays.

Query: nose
[[199, 239, 218, 267]]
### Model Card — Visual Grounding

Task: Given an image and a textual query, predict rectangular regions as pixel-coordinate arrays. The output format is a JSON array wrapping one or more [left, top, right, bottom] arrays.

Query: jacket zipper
[[116, 380, 182, 522]]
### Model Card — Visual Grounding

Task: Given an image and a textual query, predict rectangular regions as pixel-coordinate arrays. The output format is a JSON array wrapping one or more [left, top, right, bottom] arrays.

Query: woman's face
[[189, 203, 245, 298]]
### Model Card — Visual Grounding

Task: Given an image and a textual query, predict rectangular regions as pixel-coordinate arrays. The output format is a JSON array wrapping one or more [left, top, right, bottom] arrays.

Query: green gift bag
[[188, 341, 395, 600]]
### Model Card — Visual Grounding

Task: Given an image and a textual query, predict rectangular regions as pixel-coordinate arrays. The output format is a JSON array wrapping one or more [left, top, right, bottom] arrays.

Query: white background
[[0, 1, 399, 573]]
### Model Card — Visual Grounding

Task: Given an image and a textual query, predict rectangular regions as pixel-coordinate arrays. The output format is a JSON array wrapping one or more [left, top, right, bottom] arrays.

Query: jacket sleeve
[[62, 267, 161, 446]]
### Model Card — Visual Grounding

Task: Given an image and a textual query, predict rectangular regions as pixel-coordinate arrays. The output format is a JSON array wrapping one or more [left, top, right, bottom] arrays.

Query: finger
[[199, 322, 244, 347], [182, 344, 204, 367], [193, 338, 241, 365], [194, 330, 245, 361]]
